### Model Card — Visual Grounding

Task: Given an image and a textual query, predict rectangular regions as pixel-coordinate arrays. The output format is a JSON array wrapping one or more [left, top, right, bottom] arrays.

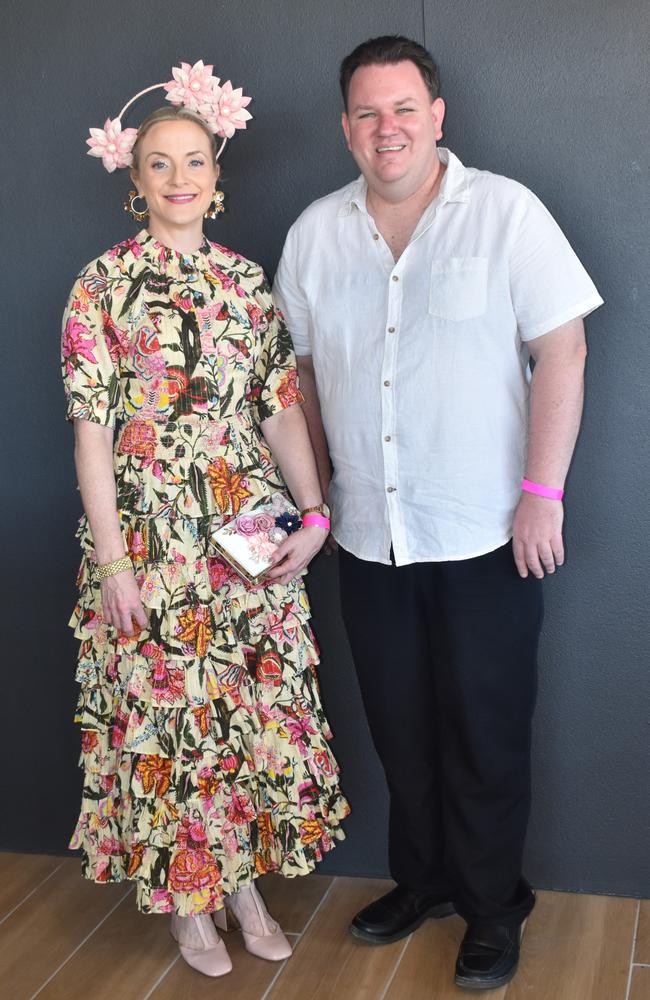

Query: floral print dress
[[61, 230, 349, 916]]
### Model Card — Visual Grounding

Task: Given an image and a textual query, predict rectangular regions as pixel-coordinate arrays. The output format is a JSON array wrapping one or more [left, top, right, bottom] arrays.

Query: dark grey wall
[[2, 0, 648, 896], [419, 0, 650, 897]]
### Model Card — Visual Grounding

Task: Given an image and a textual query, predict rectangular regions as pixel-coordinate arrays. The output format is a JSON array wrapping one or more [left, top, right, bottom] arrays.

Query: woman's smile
[[164, 193, 198, 203]]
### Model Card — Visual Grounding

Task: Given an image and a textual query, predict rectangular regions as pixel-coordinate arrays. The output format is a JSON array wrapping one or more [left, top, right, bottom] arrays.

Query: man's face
[[341, 60, 445, 203]]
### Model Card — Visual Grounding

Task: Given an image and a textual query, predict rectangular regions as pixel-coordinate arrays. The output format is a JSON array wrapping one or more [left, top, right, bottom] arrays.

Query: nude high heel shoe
[[170, 912, 232, 977], [215, 883, 292, 961]]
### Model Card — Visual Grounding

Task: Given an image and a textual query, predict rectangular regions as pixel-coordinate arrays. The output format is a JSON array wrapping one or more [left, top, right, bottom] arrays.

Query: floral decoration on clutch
[[211, 494, 302, 583]]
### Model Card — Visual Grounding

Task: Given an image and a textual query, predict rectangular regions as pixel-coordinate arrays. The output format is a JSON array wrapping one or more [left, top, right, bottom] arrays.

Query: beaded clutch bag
[[211, 494, 302, 583]]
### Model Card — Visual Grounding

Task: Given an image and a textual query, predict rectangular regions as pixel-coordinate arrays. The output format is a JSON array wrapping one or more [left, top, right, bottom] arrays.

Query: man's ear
[[341, 111, 352, 151], [431, 97, 446, 142]]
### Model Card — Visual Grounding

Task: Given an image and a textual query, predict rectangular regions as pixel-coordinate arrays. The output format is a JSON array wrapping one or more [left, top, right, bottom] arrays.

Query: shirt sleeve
[[509, 189, 604, 341], [248, 276, 305, 424], [273, 220, 312, 356], [61, 266, 120, 427]]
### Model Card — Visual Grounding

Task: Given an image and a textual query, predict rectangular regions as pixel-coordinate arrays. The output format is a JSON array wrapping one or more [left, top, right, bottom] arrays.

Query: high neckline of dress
[[135, 229, 212, 266]]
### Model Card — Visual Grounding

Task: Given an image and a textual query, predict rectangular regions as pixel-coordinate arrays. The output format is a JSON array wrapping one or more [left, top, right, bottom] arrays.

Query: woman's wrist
[[87, 520, 127, 566], [94, 542, 128, 563], [97, 554, 133, 580], [301, 503, 331, 531], [300, 502, 330, 518], [302, 512, 330, 531]]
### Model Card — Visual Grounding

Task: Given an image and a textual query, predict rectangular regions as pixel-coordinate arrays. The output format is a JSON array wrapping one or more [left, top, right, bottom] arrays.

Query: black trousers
[[338, 542, 543, 925]]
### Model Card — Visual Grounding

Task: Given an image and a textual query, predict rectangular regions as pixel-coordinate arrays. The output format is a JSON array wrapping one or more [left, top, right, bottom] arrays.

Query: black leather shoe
[[455, 920, 523, 990], [350, 885, 455, 944]]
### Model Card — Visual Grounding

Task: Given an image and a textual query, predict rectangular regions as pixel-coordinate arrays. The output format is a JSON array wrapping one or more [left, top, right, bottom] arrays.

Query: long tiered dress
[[61, 230, 349, 916]]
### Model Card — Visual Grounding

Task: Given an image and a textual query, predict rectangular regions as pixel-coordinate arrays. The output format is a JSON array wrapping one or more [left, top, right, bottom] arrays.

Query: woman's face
[[131, 119, 218, 235]]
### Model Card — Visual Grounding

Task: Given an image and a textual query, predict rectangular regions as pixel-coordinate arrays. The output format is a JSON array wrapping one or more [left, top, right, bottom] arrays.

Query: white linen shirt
[[274, 149, 603, 565]]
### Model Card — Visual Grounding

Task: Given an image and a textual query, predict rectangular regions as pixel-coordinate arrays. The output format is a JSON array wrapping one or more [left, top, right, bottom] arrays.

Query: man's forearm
[[525, 323, 587, 488], [296, 355, 332, 498], [512, 321, 587, 577]]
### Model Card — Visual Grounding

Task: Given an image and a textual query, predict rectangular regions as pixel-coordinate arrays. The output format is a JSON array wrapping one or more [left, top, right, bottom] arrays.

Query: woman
[[61, 61, 348, 978]]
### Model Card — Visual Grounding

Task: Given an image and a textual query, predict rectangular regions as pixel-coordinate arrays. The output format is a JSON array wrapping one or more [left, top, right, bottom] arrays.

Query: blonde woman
[[62, 61, 348, 977]]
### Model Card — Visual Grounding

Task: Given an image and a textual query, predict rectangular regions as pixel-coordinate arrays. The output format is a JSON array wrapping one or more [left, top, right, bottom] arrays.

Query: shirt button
[[373, 233, 379, 240], [384, 435, 392, 442], [387, 486, 396, 493], [383, 380, 391, 387], [388, 326, 396, 333], [392, 275, 399, 282]]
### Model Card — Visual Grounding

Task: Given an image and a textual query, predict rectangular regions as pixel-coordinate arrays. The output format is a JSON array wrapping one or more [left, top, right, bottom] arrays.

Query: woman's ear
[[129, 168, 140, 194]]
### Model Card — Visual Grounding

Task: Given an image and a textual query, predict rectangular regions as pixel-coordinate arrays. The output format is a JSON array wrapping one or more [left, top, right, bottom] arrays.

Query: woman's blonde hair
[[131, 106, 218, 171]]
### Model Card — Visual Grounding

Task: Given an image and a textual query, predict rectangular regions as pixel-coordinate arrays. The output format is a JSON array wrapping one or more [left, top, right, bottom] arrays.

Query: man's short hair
[[339, 35, 441, 111]]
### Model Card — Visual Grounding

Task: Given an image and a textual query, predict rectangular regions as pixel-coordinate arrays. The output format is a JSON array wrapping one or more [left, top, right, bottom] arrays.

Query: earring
[[204, 189, 225, 219], [124, 190, 148, 222]]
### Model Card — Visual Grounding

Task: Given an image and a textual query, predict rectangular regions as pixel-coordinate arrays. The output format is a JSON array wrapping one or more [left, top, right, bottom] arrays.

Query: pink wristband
[[302, 513, 331, 531], [521, 478, 564, 501]]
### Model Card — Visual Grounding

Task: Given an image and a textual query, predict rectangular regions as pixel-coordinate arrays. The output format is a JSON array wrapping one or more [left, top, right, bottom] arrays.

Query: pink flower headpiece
[[86, 60, 252, 172]]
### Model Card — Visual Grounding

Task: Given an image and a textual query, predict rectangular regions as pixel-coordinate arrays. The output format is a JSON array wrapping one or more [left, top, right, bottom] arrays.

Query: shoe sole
[[454, 964, 518, 991], [350, 902, 456, 945]]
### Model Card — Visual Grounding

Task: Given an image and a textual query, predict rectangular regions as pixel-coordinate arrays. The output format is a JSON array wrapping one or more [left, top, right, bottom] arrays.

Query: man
[[274, 35, 602, 991]]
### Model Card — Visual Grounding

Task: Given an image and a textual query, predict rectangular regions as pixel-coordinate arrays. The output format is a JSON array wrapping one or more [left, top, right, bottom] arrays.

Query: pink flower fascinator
[[86, 59, 252, 172]]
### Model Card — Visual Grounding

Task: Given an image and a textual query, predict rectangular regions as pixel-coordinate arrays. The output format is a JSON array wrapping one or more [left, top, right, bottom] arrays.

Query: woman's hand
[[264, 525, 328, 585], [259, 406, 333, 574], [100, 569, 148, 636]]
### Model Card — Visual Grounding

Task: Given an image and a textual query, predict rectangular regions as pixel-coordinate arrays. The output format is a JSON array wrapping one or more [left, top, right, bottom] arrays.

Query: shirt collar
[[338, 147, 470, 217], [135, 229, 212, 267], [436, 148, 471, 204]]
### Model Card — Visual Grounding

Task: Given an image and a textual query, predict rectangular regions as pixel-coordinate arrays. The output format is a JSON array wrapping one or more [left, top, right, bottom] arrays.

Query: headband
[[86, 60, 252, 172]]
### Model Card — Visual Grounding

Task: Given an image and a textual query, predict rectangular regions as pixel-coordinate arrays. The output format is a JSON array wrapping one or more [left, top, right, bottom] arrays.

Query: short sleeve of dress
[[61, 267, 120, 427], [248, 277, 305, 424], [509, 189, 603, 342]]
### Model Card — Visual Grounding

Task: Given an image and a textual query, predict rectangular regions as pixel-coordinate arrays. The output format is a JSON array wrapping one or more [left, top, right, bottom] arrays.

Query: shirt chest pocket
[[428, 256, 488, 322]]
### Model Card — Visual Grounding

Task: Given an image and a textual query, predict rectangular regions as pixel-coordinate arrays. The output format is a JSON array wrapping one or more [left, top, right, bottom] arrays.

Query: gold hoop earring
[[204, 189, 225, 220], [124, 190, 148, 222]]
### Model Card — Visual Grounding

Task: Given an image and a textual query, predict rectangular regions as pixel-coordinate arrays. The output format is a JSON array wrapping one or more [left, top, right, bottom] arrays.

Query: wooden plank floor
[[0, 853, 648, 1000]]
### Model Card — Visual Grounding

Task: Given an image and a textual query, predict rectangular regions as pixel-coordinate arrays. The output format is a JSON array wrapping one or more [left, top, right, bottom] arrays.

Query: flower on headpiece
[[203, 81, 252, 138], [86, 60, 252, 173], [86, 118, 138, 172], [164, 60, 220, 113]]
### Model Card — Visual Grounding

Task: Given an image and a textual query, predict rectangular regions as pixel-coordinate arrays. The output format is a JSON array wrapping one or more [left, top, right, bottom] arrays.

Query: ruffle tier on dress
[[69, 507, 350, 916]]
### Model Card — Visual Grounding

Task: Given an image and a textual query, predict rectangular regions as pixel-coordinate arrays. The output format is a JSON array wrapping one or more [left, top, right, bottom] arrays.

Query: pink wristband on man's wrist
[[302, 513, 331, 531], [521, 478, 564, 501]]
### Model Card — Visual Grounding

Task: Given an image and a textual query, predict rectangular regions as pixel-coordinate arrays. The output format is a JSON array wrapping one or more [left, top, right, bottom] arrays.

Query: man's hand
[[512, 492, 564, 579]]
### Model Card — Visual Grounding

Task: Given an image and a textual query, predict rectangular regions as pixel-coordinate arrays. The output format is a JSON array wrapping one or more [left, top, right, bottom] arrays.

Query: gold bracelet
[[301, 503, 331, 518], [96, 555, 132, 580]]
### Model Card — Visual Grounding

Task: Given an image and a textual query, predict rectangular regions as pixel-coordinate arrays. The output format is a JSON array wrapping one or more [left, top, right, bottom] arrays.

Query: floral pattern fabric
[[61, 230, 349, 916]]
